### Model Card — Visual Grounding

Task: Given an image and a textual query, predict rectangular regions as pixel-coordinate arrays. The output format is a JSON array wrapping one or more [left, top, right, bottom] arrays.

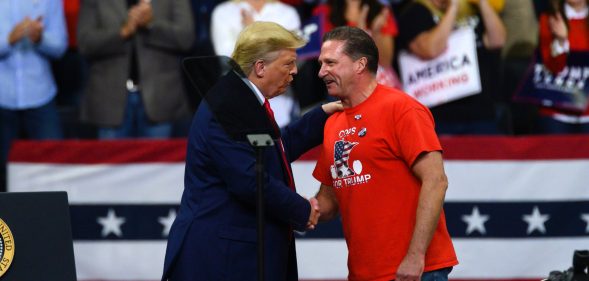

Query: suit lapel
[[205, 71, 277, 142]]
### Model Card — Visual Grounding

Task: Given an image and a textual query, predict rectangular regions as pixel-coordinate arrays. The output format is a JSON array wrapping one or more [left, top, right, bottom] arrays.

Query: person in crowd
[[161, 22, 342, 281], [77, 0, 195, 139], [211, 0, 301, 127], [313, 26, 458, 281], [190, 0, 225, 57], [313, 0, 402, 88], [397, 0, 506, 135], [536, 0, 589, 134], [499, 0, 539, 135], [0, 0, 68, 192], [211, 0, 301, 57], [51, 0, 91, 138]]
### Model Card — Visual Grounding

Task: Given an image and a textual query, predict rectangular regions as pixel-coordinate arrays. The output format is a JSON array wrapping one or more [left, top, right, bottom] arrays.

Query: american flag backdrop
[[7, 136, 589, 281]]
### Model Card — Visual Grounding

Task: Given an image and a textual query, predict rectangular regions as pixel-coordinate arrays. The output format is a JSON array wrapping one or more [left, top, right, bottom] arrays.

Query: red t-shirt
[[313, 85, 458, 281]]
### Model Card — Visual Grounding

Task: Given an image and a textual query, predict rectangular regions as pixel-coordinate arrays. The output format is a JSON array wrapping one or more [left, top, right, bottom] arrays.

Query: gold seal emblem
[[0, 218, 15, 278]]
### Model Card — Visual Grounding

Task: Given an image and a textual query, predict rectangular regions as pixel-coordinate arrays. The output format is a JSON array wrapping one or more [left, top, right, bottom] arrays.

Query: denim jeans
[[421, 267, 453, 281], [0, 100, 62, 191], [0, 100, 63, 162], [98, 91, 172, 139], [390, 267, 452, 281]]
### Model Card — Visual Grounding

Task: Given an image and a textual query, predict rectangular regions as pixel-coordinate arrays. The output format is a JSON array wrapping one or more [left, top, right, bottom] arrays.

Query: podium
[[0, 191, 76, 281]]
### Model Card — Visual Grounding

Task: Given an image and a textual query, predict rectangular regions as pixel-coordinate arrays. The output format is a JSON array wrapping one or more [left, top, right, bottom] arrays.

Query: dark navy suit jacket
[[162, 71, 328, 281]]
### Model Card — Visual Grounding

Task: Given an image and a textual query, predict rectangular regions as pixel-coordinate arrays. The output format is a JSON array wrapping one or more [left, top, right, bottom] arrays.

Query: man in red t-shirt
[[313, 26, 458, 281]]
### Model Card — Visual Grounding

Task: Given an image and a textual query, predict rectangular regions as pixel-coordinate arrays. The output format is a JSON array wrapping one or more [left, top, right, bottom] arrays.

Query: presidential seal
[[0, 218, 14, 278]]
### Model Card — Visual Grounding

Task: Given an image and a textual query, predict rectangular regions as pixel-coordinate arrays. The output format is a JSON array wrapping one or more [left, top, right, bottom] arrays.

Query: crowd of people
[[0, 0, 588, 188]]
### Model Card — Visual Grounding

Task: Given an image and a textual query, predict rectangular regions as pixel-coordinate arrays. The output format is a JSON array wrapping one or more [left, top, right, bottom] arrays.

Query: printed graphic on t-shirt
[[330, 137, 372, 188], [331, 139, 358, 178]]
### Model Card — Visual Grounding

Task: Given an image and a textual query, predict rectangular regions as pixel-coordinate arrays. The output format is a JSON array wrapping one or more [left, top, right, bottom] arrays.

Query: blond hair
[[231, 22, 306, 75]]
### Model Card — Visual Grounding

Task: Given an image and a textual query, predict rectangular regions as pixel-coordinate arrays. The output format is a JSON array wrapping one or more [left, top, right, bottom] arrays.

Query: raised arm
[[477, 0, 506, 49], [368, 7, 395, 67], [409, 0, 458, 60]]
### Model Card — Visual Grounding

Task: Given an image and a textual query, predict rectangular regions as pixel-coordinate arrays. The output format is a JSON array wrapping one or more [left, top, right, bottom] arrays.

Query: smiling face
[[317, 40, 358, 100], [260, 49, 298, 99]]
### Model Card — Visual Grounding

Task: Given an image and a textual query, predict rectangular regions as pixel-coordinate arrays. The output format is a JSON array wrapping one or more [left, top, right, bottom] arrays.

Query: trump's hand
[[306, 197, 320, 230], [321, 101, 343, 115]]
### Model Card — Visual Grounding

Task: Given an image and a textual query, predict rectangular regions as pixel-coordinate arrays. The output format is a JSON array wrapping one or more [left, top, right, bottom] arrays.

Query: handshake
[[304, 186, 339, 231], [306, 197, 321, 230]]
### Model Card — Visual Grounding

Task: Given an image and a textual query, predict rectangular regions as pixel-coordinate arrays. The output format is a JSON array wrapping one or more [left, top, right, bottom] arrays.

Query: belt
[[126, 79, 140, 92]]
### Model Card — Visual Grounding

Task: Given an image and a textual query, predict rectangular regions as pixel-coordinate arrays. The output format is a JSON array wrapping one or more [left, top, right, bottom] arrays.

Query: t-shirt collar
[[565, 3, 588, 20]]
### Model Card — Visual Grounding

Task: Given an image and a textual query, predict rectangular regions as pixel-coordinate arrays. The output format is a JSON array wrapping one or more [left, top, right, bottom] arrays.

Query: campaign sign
[[297, 15, 323, 60], [514, 52, 589, 113], [398, 27, 482, 107]]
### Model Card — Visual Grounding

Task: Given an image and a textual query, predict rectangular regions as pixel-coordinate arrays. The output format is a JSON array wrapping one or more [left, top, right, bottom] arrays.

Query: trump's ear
[[254, 59, 265, 77]]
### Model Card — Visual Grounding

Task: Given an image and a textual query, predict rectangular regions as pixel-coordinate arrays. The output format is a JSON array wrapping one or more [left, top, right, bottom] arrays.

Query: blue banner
[[296, 15, 323, 60], [514, 52, 589, 113]]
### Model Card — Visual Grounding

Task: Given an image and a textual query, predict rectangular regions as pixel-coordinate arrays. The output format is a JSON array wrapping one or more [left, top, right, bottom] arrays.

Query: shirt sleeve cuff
[[551, 38, 570, 57]]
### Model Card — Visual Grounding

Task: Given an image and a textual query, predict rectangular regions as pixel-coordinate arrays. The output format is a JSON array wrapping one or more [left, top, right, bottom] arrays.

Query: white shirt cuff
[[551, 38, 570, 57]]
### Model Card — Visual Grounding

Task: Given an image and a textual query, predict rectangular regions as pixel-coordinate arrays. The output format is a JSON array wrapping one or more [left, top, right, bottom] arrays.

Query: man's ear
[[355, 57, 368, 73], [254, 59, 265, 77]]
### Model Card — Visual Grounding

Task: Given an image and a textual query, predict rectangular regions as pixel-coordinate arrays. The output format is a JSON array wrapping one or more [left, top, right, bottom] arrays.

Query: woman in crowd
[[537, 0, 589, 134], [313, 0, 402, 88]]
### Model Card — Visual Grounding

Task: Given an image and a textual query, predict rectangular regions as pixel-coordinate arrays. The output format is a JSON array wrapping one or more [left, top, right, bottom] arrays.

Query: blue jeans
[[0, 100, 63, 162], [0, 100, 62, 192], [421, 267, 453, 281], [98, 91, 172, 139], [390, 267, 452, 281]]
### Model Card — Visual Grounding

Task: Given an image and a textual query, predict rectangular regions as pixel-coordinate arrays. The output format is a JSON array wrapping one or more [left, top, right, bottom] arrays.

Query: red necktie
[[263, 99, 295, 190]]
